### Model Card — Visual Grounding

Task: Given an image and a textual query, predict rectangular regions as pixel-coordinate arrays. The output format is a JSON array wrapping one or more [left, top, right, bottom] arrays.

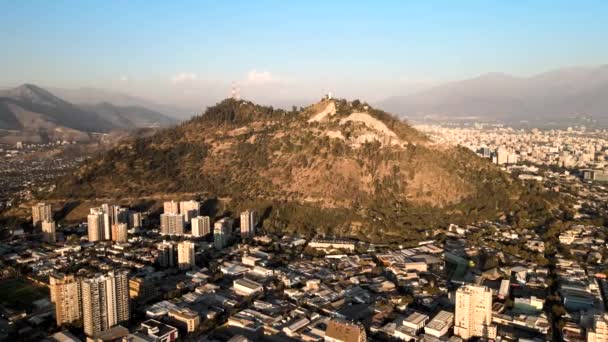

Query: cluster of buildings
[[2, 163, 608, 342], [416, 124, 608, 173]]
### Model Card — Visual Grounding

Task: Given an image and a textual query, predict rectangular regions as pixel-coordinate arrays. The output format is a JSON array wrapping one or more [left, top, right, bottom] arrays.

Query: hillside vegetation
[[48, 98, 556, 242]]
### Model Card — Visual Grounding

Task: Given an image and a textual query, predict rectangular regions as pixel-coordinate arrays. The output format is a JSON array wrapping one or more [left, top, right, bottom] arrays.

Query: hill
[[378, 65, 608, 127], [47, 98, 556, 243], [0, 84, 177, 143]]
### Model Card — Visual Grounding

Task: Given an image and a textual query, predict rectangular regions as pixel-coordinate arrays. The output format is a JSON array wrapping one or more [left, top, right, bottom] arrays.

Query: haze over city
[[2, 1, 608, 112]]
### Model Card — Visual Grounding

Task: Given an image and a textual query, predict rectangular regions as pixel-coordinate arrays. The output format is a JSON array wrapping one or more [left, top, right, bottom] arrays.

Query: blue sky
[[1, 1, 607, 107]]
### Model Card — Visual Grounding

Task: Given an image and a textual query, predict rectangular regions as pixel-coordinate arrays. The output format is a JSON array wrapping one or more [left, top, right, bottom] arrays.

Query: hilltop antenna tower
[[231, 81, 240, 100]]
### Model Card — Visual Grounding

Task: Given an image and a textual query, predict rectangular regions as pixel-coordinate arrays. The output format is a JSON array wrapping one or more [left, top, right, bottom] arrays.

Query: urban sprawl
[[2, 125, 608, 342]]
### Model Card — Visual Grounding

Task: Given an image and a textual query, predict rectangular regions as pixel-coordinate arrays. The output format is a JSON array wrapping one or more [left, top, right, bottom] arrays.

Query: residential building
[[112, 223, 128, 243], [129, 277, 157, 303], [454, 284, 497, 340], [88, 210, 106, 242], [240, 210, 256, 238], [32, 202, 52, 227], [191, 216, 211, 237], [179, 200, 200, 224], [81, 271, 130, 337], [177, 241, 195, 270], [50, 273, 82, 326], [214, 217, 233, 249], [160, 213, 184, 235], [157, 241, 175, 268], [163, 201, 179, 214], [42, 220, 57, 243]]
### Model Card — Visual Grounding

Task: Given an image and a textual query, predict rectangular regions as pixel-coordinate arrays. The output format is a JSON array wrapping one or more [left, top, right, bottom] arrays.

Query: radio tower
[[231, 82, 240, 100]]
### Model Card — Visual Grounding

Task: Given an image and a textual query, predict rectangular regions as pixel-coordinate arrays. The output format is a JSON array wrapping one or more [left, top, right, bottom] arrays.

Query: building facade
[[454, 284, 497, 340], [191, 216, 211, 237], [177, 241, 195, 270], [50, 273, 82, 326], [160, 213, 185, 235], [32, 202, 52, 227], [81, 271, 130, 337]]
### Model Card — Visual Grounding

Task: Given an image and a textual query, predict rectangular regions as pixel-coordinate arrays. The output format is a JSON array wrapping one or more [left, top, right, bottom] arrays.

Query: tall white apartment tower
[[160, 213, 185, 235], [454, 284, 497, 340], [191, 216, 211, 237], [32, 202, 53, 227], [177, 241, 195, 270], [42, 220, 57, 243], [240, 210, 256, 238], [81, 271, 130, 337], [50, 273, 82, 326]]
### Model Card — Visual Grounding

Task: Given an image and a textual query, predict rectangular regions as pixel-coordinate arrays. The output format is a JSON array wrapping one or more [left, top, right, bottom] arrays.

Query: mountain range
[[45, 98, 556, 243], [378, 65, 608, 127], [0, 84, 178, 143]]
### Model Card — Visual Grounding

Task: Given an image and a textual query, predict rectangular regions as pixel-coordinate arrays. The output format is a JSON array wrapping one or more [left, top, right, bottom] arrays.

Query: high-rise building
[[214, 218, 233, 249], [163, 201, 179, 215], [88, 207, 111, 240], [157, 241, 176, 268], [81, 271, 130, 337], [50, 273, 82, 326], [42, 220, 57, 243], [111, 223, 128, 243], [160, 213, 185, 235], [588, 315, 608, 342], [454, 284, 497, 340], [88, 210, 105, 242], [240, 210, 256, 238], [129, 211, 143, 229], [177, 241, 195, 270], [191, 216, 211, 237], [32, 203, 52, 227], [179, 200, 200, 224]]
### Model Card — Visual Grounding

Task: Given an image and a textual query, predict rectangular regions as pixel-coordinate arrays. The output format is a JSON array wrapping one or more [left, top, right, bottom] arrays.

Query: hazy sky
[[2, 1, 608, 109]]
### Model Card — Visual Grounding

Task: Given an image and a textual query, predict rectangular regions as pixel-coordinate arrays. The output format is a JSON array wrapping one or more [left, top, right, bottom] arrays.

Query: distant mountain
[[378, 65, 608, 127], [82, 102, 178, 129], [48, 98, 556, 243], [48, 87, 196, 120], [0, 84, 177, 143]]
